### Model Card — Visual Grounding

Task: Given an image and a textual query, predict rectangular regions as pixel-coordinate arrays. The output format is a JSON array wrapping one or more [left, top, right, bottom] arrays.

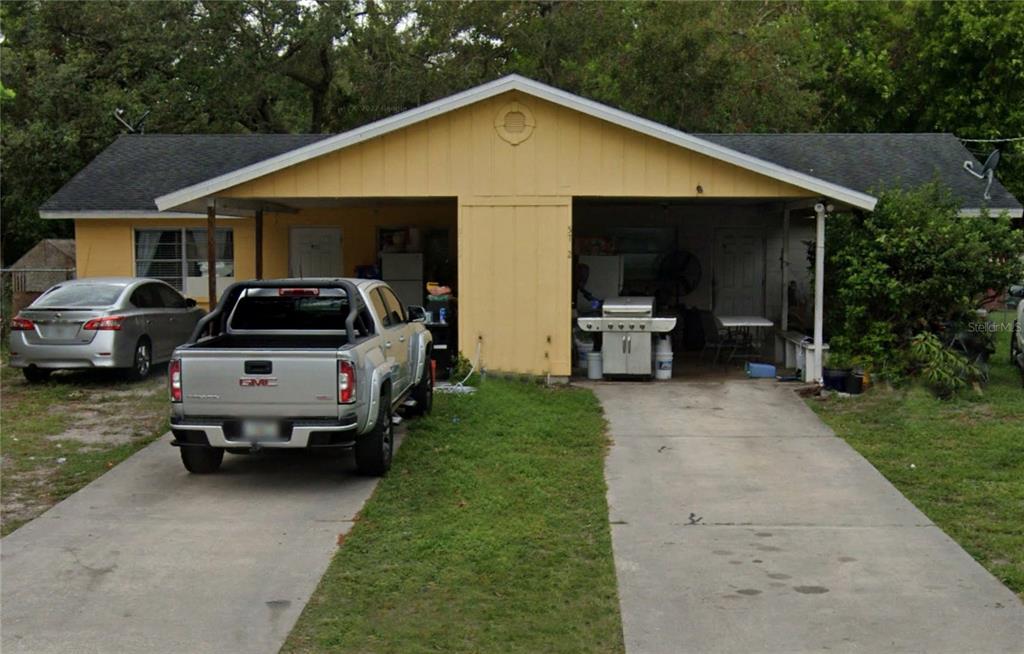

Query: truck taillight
[[83, 316, 124, 331], [338, 360, 355, 403], [10, 316, 35, 331], [169, 358, 183, 402]]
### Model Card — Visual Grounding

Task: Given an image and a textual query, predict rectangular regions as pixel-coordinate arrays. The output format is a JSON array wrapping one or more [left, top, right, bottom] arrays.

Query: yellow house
[[40, 76, 1022, 381]]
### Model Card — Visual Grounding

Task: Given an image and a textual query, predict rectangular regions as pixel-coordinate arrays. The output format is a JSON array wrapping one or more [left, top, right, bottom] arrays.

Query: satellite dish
[[963, 148, 1000, 200]]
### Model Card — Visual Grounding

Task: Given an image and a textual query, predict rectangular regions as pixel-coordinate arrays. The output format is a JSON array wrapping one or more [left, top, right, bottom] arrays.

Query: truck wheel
[[409, 365, 433, 416], [180, 446, 224, 474], [22, 367, 52, 384], [355, 388, 393, 476], [125, 338, 152, 382]]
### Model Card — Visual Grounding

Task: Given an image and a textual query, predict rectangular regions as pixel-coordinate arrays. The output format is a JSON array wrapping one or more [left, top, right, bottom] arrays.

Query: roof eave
[[155, 75, 878, 213]]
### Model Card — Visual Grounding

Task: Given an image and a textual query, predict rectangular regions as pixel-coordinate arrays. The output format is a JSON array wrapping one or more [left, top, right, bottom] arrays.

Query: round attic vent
[[495, 101, 535, 145]]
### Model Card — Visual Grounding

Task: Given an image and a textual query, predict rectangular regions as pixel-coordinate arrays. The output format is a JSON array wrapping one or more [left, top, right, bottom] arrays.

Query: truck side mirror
[[1010, 285, 1024, 299], [186, 298, 198, 308], [407, 305, 427, 322]]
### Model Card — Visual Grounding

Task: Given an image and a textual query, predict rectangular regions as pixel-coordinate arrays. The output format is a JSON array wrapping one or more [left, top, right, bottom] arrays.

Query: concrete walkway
[[1, 433, 395, 654], [588, 379, 1024, 654]]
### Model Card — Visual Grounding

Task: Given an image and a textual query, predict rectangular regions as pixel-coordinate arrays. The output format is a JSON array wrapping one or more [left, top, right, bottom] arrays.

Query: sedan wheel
[[127, 339, 152, 381]]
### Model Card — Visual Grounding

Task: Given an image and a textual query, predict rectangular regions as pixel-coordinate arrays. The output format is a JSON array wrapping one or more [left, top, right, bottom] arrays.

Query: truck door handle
[[627, 335, 631, 353], [622, 337, 627, 353]]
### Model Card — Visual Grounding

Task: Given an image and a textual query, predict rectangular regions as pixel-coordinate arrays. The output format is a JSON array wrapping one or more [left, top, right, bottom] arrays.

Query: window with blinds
[[135, 228, 234, 292]]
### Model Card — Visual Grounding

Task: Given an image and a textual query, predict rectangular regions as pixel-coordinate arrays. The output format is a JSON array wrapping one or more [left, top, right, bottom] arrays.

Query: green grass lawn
[[283, 378, 624, 654], [811, 311, 1023, 597], [1, 359, 169, 535]]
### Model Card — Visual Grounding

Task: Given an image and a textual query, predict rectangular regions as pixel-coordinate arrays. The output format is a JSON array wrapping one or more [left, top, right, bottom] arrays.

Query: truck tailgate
[[180, 350, 340, 418]]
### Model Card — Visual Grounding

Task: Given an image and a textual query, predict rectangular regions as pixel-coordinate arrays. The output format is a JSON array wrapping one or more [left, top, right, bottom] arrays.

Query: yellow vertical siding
[[221, 92, 814, 201], [458, 198, 571, 377]]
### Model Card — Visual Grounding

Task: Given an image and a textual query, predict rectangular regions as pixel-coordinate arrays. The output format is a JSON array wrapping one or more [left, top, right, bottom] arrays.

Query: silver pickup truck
[[169, 278, 433, 476]]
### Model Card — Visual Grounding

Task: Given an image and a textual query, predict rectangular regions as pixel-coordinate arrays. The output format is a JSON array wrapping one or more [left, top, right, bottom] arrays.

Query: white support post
[[781, 206, 790, 332], [812, 204, 826, 383]]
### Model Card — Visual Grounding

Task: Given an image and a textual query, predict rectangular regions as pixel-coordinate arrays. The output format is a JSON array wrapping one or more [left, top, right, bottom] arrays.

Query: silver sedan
[[8, 277, 204, 383]]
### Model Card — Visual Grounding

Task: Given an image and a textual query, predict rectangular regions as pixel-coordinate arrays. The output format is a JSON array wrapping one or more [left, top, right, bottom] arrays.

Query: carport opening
[[571, 197, 818, 379]]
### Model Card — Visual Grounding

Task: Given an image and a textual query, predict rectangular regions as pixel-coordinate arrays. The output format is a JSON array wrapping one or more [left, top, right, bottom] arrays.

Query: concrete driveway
[[1, 433, 395, 654], [589, 379, 1024, 654]]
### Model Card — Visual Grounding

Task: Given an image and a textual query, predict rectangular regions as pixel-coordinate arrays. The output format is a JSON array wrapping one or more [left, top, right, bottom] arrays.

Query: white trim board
[[40, 210, 248, 220], [155, 75, 879, 213]]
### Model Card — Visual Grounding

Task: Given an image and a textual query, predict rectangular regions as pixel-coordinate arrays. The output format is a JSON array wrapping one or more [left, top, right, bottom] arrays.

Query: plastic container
[[653, 336, 673, 380], [587, 352, 603, 380], [822, 367, 851, 391], [745, 361, 776, 378]]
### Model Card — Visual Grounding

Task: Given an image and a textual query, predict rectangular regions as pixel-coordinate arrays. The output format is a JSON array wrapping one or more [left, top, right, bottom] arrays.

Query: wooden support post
[[254, 208, 264, 280], [207, 201, 217, 304], [781, 206, 790, 332], [812, 204, 826, 383]]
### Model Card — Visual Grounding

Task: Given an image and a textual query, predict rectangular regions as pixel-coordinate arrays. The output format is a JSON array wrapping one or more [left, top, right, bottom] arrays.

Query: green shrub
[[909, 331, 984, 398], [823, 182, 1024, 386]]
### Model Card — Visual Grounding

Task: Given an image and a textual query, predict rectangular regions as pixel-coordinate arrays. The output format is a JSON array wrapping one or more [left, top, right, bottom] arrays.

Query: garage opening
[[571, 197, 817, 379]]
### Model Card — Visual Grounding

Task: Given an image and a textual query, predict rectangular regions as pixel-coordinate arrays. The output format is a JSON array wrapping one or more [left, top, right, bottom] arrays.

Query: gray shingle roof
[[699, 133, 1020, 211], [41, 131, 1019, 213], [40, 134, 330, 213]]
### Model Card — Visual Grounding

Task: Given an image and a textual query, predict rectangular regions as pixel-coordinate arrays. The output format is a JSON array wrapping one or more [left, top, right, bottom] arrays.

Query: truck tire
[[409, 363, 433, 416], [355, 387, 393, 476], [180, 446, 224, 474]]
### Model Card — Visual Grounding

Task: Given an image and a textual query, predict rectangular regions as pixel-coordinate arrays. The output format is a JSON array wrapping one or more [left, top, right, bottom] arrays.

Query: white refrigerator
[[578, 255, 622, 306], [381, 252, 424, 308]]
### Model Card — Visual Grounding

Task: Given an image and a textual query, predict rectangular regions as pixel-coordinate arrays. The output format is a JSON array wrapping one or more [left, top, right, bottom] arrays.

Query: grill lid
[[602, 296, 655, 316]]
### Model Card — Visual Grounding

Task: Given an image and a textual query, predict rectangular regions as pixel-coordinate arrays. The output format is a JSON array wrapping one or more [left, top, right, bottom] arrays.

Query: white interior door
[[289, 228, 343, 278], [713, 230, 765, 316]]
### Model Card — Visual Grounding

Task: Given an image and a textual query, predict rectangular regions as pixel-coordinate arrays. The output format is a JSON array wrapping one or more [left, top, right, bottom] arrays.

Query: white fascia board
[[958, 207, 1023, 218], [39, 210, 244, 220], [155, 74, 878, 212]]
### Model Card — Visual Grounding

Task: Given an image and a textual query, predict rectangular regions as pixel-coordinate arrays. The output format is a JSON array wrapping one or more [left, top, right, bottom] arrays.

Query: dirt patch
[[1, 467, 56, 530]]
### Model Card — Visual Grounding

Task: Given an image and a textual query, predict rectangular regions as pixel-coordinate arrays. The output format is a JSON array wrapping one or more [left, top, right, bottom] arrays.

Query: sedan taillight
[[169, 358, 183, 402], [83, 316, 124, 331], [338, 360, 355, 403], [10, 316, 35, 331]]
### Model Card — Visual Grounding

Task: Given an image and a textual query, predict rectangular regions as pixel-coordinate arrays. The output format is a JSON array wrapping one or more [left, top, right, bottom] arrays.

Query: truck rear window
[[230, 296, 356, 332]]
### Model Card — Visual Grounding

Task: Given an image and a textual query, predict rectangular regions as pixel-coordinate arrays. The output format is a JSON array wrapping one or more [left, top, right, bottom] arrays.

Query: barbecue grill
[[577, 296, 676, 376]]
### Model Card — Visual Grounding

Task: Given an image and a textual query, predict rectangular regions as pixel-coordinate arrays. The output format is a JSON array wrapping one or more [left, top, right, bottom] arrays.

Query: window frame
[[134, 227, 234, 294], [378, 286, 407, 324]]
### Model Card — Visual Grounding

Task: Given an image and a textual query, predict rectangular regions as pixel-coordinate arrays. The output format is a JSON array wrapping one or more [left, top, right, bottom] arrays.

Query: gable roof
[[152, 75, 879, 212], [700, 133, 1020, 214], [40, 134, 329, 217], [39, 77, 1021, 219]]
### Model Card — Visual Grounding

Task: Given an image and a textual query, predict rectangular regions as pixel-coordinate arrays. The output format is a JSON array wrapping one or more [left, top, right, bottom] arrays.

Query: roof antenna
[[113, 108, 150, 134], [963, 149, 1000, 200]]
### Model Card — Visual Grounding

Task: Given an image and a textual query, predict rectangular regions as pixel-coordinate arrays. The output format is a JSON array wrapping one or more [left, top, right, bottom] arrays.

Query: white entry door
[[713, 230, 765, 315], [289, 227, 343, 278]]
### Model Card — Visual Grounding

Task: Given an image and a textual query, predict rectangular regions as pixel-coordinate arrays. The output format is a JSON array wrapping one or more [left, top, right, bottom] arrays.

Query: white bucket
[[587, 352, 603, 380], [654, 336, 673, 380]]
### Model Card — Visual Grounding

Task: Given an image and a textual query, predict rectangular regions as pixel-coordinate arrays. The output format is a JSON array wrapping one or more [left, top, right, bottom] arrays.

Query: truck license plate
[[242, 420, 279, 439]]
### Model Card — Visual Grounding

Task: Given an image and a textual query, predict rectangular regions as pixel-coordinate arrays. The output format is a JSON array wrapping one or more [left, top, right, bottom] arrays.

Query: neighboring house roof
[[47, 238, 77, 260], [152, 75, 879, 212], [39, 76, 1021, 218], [700, 133, 1021, 215], [39, 134, 329, 217], [10, 238, 76, 270]]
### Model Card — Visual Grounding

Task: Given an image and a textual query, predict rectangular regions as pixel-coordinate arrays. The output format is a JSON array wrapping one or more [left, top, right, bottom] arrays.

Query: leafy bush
[[823, 182, 1024, 386], [909, 331, 984, 398]]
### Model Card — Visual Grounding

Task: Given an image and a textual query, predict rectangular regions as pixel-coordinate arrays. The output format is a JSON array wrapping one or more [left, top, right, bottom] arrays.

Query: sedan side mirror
[[407, 305, 427, 323], [186, 298, 198, 308]]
